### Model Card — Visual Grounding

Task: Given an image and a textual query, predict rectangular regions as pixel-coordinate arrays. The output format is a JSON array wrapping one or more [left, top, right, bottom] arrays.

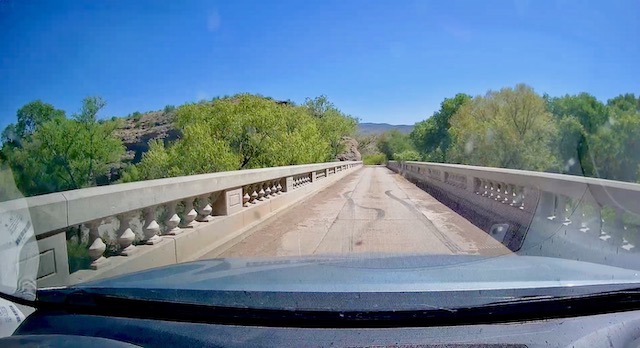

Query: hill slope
[[357, 122, 413, 134]]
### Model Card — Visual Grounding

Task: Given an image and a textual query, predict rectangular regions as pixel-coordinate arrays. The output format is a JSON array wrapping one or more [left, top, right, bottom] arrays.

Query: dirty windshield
[[1, 0, 639, 311]]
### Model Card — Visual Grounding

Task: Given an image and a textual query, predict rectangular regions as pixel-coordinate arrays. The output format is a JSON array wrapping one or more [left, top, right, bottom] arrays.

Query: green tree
[[607, 93, 639, 113], [410, 93, 470, 162], [554, 115, 587, 175], [448, 84, 557, 171], [548, 93, 608, 134], [303, 95, 357, 159], [547, 93, 608, 176], [1, 100, 65, 146], [134, 94, 331, 180], [589, 95, 640, 182], [378, 129, 415, 160], [3, 97, 125, 195]]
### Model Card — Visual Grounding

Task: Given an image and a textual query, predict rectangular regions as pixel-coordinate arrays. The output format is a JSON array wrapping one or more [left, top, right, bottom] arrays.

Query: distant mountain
[[357, 122, 414, 134]]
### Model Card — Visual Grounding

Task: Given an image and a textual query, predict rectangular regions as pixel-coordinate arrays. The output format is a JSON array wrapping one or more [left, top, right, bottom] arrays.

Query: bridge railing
[[2, 161, 362, 287], [388, 160, 640, 255]]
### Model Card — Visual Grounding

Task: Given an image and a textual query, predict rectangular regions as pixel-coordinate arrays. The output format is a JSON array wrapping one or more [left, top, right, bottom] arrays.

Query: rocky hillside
[[336, 137, 361, 161], [113, 111, 180, 164]]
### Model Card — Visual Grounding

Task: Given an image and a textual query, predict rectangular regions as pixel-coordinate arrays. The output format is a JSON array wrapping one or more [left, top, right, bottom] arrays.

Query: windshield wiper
[[21, 287, 640, 328]]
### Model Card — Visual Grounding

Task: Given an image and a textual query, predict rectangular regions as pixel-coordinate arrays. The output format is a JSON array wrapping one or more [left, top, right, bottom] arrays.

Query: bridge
[[5, 160, 640, 288]]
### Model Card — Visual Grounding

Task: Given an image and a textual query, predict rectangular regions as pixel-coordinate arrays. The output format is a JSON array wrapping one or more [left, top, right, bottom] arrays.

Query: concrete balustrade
[[388, 161, 640, 260], [2, 161, 361, 287]]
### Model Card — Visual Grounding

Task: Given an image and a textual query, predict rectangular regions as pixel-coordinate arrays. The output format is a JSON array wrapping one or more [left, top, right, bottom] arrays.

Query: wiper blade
[[31, 287, 640, 328]]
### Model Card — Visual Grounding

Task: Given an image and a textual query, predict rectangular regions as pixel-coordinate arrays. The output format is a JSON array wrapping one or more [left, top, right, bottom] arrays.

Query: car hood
[[74, 254, 640, 292], [38, 254, 640, 311]]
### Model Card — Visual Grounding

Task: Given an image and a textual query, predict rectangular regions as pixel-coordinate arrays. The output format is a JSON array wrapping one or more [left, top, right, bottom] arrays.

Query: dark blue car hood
[[77, 254, 640, 292], [37, 254, 640, 311]]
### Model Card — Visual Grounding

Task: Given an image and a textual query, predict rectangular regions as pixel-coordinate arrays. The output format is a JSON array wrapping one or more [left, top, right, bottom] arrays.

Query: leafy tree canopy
[[2, 100, 65, 146], [410, 93, 470, 162], [133, 94, 334, 180], [303, 95, 358, 159], [2, 97, 124, 196], [378, 129, 415, 160], [448, 84, 557, 171]]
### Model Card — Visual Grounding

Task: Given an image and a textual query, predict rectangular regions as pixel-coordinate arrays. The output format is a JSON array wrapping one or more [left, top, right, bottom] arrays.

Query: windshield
[[0, 0, 639, 320]]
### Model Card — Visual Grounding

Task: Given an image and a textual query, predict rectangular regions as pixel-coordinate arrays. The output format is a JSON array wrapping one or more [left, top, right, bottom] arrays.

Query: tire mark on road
[[384, 189, 462, 253], [312, 169, 368, 254], [342, 192, 386, 219]]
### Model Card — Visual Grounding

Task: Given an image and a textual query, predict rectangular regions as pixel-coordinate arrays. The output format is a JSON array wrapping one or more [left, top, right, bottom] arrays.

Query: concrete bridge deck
[[208, 166, 510, 258]]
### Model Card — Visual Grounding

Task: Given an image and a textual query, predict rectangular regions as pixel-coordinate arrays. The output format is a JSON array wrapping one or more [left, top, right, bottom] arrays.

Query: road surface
[[205, 166, 510, 259]]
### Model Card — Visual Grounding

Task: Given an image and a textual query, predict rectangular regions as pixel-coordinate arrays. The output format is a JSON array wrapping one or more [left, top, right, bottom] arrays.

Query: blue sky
[[1, 0, 638, 129]]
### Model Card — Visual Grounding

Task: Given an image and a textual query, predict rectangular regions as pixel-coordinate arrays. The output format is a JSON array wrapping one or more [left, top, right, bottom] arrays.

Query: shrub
[[163, 105, 176, 114], [67, 240, 91, 273], [393, 150, 421, 161], [363, 153, 387, 165]]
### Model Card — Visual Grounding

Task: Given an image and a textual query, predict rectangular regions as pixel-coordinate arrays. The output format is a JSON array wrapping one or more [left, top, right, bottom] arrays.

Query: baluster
[[511, 186, 521, 207], [502, 185, 511, 204], [86, 220, 106, 268], [182, 197, 198, 228], [243, 186, 251, 207], [143, 206, 162, 245], [276, 181, 283, 194], [165, 201, 182, 235], [117, 212, 137, 255], [196, 194, 213, 222], [272, 181, 279, 195], [555, 195, 567, 221], [481, 180, 487, 197], [611, 209, 625, 246], [250, 185, 259, 204], [264, 181, 272, 198]]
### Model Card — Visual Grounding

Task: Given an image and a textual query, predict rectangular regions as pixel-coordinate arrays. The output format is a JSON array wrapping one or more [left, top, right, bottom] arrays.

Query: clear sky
[[1, 0, 638, 129]]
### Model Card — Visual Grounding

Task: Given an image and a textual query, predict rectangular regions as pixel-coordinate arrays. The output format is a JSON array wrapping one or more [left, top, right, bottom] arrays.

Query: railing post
[[611, 209, 625, 246], [213, 187, 243, 215], [143, 206, 162, 245], [182, 197, 198, 228], [165, 201, 182, 235], [555, 195, 567, 221], [250, 184, 259, 203], [196, 194, 213, 222], [117, 212, 137, 256], [264, 181, 272, 198], [282, 176, 294, 192], [86, 220, 106, 269], [540, 191, 556, 218]]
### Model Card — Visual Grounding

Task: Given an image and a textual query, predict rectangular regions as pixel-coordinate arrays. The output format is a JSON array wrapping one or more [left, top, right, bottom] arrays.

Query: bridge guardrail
[[1, 161, 362, 287], [388, 160, 640, 257]]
